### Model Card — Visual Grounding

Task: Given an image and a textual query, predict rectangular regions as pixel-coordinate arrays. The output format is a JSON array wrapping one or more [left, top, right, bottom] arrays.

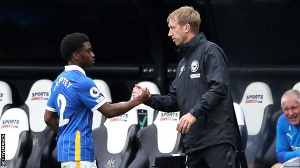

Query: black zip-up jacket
[[144, 33, 237, 153]]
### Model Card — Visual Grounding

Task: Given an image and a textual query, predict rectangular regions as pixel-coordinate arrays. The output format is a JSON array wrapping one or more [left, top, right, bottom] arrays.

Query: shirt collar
[[64, 65, 86, 76]]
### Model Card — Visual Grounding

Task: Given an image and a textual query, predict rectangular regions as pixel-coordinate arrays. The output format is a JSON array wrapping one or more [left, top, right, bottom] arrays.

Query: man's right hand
[[132, 85, 150, 103]]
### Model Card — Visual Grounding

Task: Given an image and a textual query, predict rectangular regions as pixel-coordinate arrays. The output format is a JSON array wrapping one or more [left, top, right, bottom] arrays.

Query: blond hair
[[167, 6, 201, 34]]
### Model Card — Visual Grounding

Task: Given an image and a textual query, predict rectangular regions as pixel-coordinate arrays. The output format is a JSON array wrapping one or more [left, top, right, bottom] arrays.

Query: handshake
[[131, 84, 151, 103]]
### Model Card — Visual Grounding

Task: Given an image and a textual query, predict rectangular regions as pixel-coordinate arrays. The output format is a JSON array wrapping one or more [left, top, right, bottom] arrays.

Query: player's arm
[[44, 110, 59, 134], [98, 85, 150, 118]]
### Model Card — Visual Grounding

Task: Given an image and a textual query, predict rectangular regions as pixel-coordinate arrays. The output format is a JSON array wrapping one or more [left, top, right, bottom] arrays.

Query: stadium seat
[[92, 81, 170, 168], [134, 81, 161, 127], [292, 82, 300, 91], [0, 81, 13, 116], [255, 108, 282, 168], [0, 108, 32, 168], [233, 102, 248, 150], [23, 79, 57, 168], [233, 102, 249, 168], [92, 107, 139, 168], [239, 82, 275, 168], [92, 79, 112, 129], [127, 110, 183, 168]]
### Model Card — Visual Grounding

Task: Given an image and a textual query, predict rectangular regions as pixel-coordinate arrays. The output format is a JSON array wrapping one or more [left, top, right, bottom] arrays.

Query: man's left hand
[[177, 112, 196, 134]]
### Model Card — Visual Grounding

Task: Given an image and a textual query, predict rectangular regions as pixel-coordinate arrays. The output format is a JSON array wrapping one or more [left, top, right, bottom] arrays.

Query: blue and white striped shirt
[[46, 65, 106, 162]]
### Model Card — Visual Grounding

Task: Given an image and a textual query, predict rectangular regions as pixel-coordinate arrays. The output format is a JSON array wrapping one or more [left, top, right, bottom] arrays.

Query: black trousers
[[186, 143, 236, 168]]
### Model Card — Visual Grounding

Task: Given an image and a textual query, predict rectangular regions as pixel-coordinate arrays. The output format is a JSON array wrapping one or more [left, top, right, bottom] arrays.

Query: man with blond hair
[[133, 6, 237, 168]]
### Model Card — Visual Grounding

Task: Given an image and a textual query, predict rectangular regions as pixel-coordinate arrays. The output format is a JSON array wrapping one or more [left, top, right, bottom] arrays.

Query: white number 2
[[57, 94, 69, 127]]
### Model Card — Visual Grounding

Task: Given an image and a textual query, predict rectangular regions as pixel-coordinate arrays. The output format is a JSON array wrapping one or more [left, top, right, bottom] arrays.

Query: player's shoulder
[[75, 75, 94, 88]]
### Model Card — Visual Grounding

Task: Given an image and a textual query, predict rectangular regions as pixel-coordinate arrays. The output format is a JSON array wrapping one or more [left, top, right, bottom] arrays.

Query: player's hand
[[176, 113, 196, 134], [132, 85, 150, 102], [132, 84, 142, 99]]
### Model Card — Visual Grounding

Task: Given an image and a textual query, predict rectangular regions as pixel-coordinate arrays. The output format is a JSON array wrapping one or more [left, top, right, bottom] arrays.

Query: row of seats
[[1, 79, 299, 168], [92, 80, 183, 168], [0, 79, 183, 168], [0, 79, 55, 168]]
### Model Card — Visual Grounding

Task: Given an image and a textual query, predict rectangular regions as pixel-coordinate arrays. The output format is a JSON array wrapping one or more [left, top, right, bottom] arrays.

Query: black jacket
[[145, 33, 237, 153]]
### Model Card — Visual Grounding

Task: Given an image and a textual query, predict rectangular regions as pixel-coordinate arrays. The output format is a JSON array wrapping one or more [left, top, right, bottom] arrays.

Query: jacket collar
[[176, 32, 206, 59], [64, 65, 86, 76]]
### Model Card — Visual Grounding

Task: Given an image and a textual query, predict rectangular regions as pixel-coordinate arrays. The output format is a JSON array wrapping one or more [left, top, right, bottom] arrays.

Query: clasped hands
[[132, 85, 151, 103]]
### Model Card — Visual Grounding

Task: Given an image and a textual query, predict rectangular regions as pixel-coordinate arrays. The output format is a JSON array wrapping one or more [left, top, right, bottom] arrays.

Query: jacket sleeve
[[144, 80, 180, 112], [189, 44, 229, 118]]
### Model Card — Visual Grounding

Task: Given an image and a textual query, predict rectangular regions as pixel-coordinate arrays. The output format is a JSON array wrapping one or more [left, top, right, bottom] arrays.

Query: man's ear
[[184, 23, 190, 33], [72, 52, 80, 60]]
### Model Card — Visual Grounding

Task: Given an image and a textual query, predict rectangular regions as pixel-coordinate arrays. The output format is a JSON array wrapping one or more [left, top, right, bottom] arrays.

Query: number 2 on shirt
[[57, 94, 70, 127]]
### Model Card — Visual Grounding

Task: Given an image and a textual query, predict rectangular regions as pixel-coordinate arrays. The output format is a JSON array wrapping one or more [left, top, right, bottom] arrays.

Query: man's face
[[282, 98, 300, 125], [168, 17, 188, 46], [77, 41, 95, 68]]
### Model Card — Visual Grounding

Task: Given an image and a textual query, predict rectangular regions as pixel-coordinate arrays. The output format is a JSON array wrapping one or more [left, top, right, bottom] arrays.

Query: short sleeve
[[46, 83, 57, 112], [75, 77, 107, 112]]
